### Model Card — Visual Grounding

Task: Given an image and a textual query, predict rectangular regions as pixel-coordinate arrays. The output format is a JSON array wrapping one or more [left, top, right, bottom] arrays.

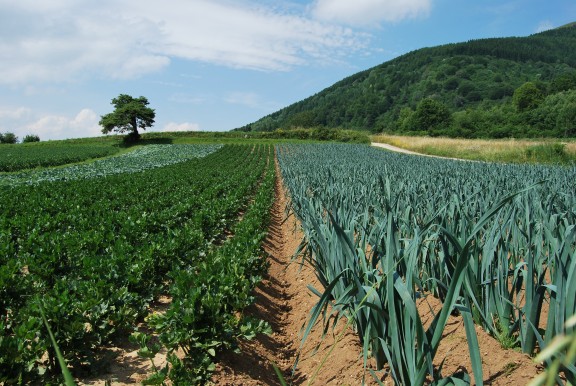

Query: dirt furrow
[[211, 158, 373, 386]]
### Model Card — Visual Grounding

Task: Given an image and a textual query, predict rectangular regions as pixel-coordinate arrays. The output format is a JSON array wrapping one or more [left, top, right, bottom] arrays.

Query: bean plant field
[[0, 143, 121, 172], [1, 143, 275, 384], [1, 139, 575, 385]]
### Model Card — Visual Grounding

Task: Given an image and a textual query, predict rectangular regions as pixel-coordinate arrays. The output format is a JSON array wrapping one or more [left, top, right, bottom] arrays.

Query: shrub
[[22, 134, 40, 143], [0, 132, 18, 144], [524, 143, 569, 163], [513, 82, 544, 112], [414, 98, 452, 132]]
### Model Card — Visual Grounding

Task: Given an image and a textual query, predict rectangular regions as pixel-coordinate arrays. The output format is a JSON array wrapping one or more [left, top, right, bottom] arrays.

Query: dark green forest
[[239, 23, 576, 138]]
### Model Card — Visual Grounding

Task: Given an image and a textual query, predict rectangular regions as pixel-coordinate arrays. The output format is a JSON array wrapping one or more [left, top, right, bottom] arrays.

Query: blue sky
[[0, 0, 574, 141]]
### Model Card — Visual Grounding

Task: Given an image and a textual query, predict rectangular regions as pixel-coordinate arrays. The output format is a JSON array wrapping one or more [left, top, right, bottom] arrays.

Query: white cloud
[[161, 122, 200, 132], [311, 0, 431, 26], [7, 108, 102, 141], [224, 92, 270, 108], [536, 20, 554, 33], [0, 0, 368, 84], [29, 109, 102, 140], [0, 2, 171, 84], [0, 107, 32, 120], [143, 1, 366, 70]]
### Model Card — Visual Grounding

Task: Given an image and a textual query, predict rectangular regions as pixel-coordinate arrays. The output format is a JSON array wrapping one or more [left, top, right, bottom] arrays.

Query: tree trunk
[[131, 117, 138, 135]]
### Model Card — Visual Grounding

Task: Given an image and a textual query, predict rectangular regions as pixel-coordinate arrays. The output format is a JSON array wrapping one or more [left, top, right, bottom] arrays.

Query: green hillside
[[240, 25, 576, 138]]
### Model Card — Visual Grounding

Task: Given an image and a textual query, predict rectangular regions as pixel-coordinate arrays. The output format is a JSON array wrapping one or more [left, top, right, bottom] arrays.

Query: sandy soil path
[[371, 142, 477, 162], [212, 153, 540, 386], [371, 142, 424, 155]]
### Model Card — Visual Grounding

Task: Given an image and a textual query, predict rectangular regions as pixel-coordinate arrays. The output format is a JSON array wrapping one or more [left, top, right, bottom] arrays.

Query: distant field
[[372, 134, 576, 164], [0, 144, 222, 186], [0, 142, 121, 172]]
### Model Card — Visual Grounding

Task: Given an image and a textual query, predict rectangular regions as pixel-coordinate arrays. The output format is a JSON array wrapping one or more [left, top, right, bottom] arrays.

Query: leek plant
[[530, 314, 576, 386], [278, 143, 576, 385], [37, 297, 76, 386], [294, 177, 531, 384]]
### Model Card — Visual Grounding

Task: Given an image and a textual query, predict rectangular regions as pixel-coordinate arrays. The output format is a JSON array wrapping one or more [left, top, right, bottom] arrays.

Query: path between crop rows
[[211, 158, 373, 385], [78, 156, 372, 386]]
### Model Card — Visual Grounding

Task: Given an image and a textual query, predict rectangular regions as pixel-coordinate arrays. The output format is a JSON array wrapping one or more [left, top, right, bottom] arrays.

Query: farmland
[[1, 142, 275, 384], [1, 137, 575, 385], [0, 143, 121, 172], [0, 144, 222, 186], [277, 143, 576, 385]]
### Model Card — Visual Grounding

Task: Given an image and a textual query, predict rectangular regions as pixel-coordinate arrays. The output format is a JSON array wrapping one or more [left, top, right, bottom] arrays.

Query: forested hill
[[239, 24, 576, 138]]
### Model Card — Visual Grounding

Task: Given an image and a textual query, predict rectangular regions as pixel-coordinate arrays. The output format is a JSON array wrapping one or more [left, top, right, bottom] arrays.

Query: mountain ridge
[[240, 24, 576, 138]]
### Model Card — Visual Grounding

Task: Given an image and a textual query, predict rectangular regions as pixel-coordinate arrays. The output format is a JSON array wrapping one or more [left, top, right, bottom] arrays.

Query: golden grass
[[565, 142, 576, 156], [372, 134, 576, 164]]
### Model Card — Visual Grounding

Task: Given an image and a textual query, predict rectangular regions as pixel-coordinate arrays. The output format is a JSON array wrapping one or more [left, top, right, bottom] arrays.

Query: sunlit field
[[372, 134, 576, 164]]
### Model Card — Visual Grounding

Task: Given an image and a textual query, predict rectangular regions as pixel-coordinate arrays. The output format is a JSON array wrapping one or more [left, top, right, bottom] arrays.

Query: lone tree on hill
[[99, 94, 155, 142]]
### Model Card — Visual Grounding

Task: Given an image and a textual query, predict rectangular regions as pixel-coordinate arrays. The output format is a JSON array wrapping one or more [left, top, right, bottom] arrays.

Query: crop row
[[0, 144, 271, 384], [0, 143, 120, 173], [141, 144, 276, 384], [0, 144, 222, 186], [277, 144, 576, 385]]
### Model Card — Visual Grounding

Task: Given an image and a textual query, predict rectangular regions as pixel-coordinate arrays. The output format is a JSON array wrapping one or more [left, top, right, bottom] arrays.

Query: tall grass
[[372, 134, 576, 164]]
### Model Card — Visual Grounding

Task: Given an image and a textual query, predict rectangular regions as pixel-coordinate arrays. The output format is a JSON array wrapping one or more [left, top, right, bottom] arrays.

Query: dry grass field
[[372, 134, 576, 164]]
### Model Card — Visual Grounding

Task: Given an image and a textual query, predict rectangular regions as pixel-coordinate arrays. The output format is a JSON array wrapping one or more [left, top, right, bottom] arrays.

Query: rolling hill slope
[[240, 24, 576, 138]]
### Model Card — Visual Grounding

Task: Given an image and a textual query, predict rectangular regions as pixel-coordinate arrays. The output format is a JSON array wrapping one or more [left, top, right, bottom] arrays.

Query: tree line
[[0, 132, 40, 144]]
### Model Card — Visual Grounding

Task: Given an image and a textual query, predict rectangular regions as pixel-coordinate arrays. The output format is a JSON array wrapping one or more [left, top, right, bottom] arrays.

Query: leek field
[[1, 138, 575, 385], [278, 143, 576, 385]]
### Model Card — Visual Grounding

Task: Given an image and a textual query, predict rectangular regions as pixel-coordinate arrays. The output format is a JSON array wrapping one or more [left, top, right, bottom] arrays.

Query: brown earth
[[80, 159, 543, 385]]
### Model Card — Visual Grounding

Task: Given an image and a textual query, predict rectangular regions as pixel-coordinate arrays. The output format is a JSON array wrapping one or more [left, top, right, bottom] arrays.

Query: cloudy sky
[[0, 0, 574, 140]]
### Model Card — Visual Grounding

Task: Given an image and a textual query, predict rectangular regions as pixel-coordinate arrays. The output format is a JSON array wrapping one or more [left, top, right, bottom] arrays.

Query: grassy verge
[[372, 134, 576, 164], [141, 128, 371, 144]]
